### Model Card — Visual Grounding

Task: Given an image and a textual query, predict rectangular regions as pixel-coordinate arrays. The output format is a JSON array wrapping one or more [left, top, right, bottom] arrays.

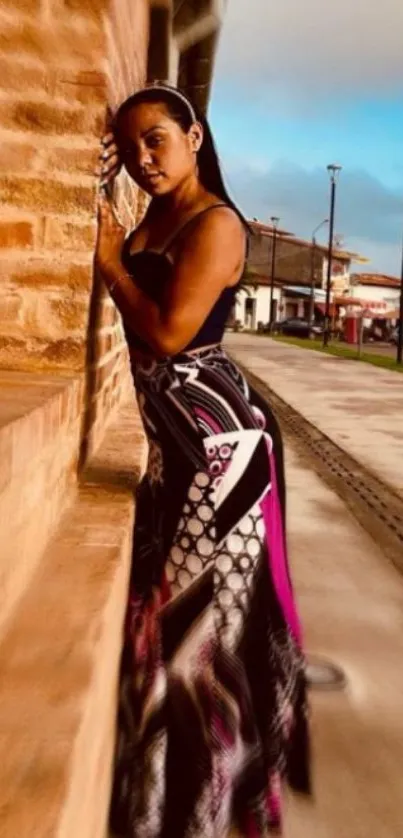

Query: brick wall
[[0, 0, 150, 460]]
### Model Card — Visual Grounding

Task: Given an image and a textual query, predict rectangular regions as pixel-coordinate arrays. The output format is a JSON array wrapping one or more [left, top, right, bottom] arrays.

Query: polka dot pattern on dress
[[166, 440, 268, 650], [166, 469, 216, 596], [213, 503, 266, 644]]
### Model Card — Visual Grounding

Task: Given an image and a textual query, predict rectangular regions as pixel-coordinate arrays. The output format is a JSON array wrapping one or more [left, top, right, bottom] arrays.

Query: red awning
[[334, 296, 361, 306], [315, 302, 337, 316], [334, 296, 389, 311]]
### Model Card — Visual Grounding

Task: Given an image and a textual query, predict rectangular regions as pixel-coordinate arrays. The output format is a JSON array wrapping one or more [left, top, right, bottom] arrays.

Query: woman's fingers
[[102, 131, 115, 146], [97, 132, 121, 183], [98, 190, 124, 229], [101, 137, 119, 165], [98, 139, 121, 184], [100, 143, 119, 163], [100, 151, 120, 173]]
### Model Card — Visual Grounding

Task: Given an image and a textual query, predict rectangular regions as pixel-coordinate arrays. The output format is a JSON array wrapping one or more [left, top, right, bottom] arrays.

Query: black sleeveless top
[[121, 204, 242, 354]]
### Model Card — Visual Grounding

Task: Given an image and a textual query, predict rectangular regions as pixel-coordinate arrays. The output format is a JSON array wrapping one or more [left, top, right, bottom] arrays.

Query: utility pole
[[309, 219, 329, 327], [269, 216, 280, 331], [397, 230, 403, 364], [323, 165, 342, 348]]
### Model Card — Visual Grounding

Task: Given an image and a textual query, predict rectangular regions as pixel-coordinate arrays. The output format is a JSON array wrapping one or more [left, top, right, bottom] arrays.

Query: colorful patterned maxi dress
[[110, 343, 310, 838]]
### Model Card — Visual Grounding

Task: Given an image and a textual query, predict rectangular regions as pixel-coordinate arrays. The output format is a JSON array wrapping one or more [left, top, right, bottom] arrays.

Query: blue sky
[[210, 0, 403, 275]]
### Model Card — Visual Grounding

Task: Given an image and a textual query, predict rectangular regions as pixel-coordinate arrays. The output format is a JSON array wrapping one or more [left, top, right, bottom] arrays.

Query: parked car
[[279, 317, 323, 339]]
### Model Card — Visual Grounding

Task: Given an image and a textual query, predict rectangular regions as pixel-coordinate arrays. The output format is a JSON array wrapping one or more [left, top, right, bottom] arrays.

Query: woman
[[96, 82, 310, 838]]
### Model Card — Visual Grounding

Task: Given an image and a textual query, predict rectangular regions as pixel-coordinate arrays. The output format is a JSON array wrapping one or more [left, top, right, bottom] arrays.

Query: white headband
[[131, 80, 197, 123]]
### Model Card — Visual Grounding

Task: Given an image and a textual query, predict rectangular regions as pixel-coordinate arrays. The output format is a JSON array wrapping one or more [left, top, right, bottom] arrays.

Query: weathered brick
[[0, 100, 105, 137], [0, 17, 51, 62], [0, 58, 49, 93], [102, 382, 112, 409], [0, 421, 13, 493], [63, 0, 108, 11], [1, 256, 93, 291], [96, 297, 117, 328], [0, 335, 86, 371], [0, 220, 35, 249], [73, 70, 107, 87], [44, 145, 100, 176], [95, 353, 120, 391], [48, 296, 89, 333], [60, 387, 72, 427], [0, 15, 104, 67], [0, 293, 23, 326], [1, 288, 88, 341], [55, 70, 107, 105], [0, 139, 39, 173], [1, 175, 95, 215], [42, 217, 96, 251], [0, 0, 149, 390], [60, 381, 83, 427], [37, 337, 86, 368], [94, 331, 112, 358], [0, 0, 44, 11]]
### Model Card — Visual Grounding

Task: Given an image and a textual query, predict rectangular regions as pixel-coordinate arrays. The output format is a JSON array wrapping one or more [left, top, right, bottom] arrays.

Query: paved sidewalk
[[225, 333, 403, 835], [284, 443, 403, 838], [226, 334, 403, 498]]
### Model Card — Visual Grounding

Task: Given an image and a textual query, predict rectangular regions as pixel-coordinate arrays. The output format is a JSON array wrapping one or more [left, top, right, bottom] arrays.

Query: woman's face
[[117, 102, 202, 196]]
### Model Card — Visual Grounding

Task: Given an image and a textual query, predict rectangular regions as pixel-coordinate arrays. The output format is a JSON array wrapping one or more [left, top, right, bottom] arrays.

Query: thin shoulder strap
[[162, 202, 229, 254]]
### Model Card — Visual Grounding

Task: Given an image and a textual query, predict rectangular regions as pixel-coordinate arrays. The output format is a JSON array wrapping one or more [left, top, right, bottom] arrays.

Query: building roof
[[284, 285, 326, 299], [243, 270, 285, 287], [247, 220, 368, 264], [289, 236, 367, 263], [249, 219, 294, 238], [351, 273, 401, 289], [243, 270, 315, 288]]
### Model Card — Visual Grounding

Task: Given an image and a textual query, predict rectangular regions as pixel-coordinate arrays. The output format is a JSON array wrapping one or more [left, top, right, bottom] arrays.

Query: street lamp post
[[309, 219, 329, 327], [269, 216, 280, 331], [323, 165, 342, 347], [397, 231, 403, 364]]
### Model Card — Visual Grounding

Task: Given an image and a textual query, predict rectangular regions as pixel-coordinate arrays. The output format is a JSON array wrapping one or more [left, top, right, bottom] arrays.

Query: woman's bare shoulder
[[182, 203, 246, 254]]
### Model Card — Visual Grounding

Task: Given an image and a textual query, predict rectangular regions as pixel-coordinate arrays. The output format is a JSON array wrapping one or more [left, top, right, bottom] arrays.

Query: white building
[[232, 282, 281, 330], [349, 274, 401, 317], [230, 220, 367, 330]]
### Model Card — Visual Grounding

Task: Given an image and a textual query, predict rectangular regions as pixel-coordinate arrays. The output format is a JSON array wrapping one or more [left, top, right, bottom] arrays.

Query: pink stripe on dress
[[195, 406, 222, 435], [260, 440, 302, 644]]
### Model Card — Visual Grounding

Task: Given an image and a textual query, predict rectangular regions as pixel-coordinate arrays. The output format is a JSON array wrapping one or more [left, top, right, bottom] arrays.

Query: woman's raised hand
[[98, 131, 121, 187], [95, 190, 126, 280]]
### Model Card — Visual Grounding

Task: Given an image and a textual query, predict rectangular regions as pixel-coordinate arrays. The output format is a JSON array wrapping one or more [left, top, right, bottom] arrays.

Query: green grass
[[271, 334, 403, 373]]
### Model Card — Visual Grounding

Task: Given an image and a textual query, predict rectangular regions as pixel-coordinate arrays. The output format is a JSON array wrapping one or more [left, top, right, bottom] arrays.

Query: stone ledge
[[0, 371, 83, 634], [0, 399, 146, 838]]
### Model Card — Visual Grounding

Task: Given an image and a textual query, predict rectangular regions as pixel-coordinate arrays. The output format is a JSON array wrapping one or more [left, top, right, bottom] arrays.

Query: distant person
[[334, 315, 343, 340], [96, 82, 310, 837]]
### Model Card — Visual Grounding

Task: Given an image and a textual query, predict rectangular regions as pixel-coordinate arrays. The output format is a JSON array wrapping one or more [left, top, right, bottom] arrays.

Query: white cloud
[[347, 238, 401, 276], [222, 159, 403, 273], [216, 0, 403, 101], [213, 0, 403, 274]]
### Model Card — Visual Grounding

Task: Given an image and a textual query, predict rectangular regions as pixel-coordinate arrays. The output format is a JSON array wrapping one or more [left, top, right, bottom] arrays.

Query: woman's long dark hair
[[113, 85, 250, 232]]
